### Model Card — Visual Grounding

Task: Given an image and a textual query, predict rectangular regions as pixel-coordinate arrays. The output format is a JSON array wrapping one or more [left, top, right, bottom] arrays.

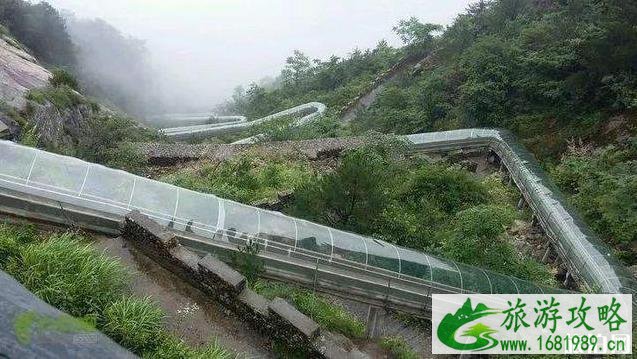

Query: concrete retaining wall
[[121, 210, 367, 358], [138, 137, 368, 165]]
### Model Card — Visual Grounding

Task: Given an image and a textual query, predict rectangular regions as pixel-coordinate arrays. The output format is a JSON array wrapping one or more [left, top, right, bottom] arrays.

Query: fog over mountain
[[47, 0, 473, 114]]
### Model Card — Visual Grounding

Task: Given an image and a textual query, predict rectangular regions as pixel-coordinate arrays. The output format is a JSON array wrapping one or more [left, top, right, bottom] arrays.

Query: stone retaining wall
[[121, 210, 367, 358], [138, 137, 368, 165]]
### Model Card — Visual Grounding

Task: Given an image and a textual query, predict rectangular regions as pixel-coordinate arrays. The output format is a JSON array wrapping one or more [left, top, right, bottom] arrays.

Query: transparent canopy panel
[[81, 165, 135, 207], [0, 142, 36, 181], [330, 229, 368, 265], [221, 200, 259, 245], [173, 189, 220, 236], [397, 247, 432, 282], [258, 210, 296, 247], [130, 178, 178, 225], [29, 151, 87, 196], [295, 219, 332, 257], [365, 238, 400, 273], [1, 127, 636, 303]]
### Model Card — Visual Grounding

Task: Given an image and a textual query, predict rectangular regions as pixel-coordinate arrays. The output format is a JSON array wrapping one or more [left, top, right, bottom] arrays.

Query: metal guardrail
[[0, 125, 634, 313], [160, 102, 326, 143]]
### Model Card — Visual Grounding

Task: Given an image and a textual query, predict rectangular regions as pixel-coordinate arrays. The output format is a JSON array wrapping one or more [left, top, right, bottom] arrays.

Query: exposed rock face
[[0, 36, 51, 109], [27, 100, 96, 149], [0, 119, 7, 138]]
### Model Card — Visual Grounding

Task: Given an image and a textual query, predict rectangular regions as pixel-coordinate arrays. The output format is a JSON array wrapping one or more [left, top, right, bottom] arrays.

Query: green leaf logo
[[437, 298, 501, 351]]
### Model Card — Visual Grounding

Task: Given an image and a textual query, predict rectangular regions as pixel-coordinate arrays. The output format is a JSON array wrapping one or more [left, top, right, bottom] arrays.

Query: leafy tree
[[393, 17, 442, 55], [0, 0, 75, 67]]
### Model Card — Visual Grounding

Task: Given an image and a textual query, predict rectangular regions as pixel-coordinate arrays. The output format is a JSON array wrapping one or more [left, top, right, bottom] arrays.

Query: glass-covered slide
[[405, 129, 637, 303], [145, 112, 238, 128], [0, 139, 560, 295], [160, 102, 326, 142]]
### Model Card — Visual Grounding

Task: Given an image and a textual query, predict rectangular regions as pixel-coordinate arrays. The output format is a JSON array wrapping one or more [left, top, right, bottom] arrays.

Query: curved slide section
[[160, 102, 326, 143], [0, 139, 564, 307], [2, 127, 636, 310], [405, 129, 637, 300]]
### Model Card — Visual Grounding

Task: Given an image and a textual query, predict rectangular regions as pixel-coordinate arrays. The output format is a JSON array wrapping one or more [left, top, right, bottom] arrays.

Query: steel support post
[[365, 305, 380, 338]]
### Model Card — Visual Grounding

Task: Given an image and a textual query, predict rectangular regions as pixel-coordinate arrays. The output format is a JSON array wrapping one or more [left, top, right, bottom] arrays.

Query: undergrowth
[[161, 151, 314, 204], [379, 336, 419, 359], [0, 222, 233, 358], [252, 280, 365, 339]]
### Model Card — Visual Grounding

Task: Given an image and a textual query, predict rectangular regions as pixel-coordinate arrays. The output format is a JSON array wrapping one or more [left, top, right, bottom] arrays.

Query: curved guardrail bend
[[159, 102, 326, 143], [0, 124, 634, 312], [405, 129, 637, 303], [0, 139, 568, 316], [154, 102, 635, 307]]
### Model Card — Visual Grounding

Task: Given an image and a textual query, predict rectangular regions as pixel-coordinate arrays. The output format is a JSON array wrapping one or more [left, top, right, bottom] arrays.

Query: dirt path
[[340, 59, 418, 123], [93, 236, 275, 358]]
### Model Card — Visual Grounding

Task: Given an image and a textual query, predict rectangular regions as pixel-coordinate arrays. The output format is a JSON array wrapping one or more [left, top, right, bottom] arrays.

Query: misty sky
[[47, 0, 475, 111]]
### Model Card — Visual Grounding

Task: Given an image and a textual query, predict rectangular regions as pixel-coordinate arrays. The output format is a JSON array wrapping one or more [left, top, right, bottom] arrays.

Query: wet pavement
[[93, 235, 274, 358]]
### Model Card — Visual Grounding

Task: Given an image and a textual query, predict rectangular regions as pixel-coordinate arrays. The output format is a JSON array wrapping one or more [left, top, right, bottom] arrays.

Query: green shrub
[[551, 141, 637, 261], [379, 336, 418, 359], [232, 241, 264, 284], [253, 280, 365, 339], [442, 204, 515, 268], [162, 152, 313, 204], [19, 125, 40, 148], [102, 296, 165, 354], [441, 204, 554, 285], [145, 336, 233, 359], [289, 139, 406, 233], [103, 142, 147, 173], [26, 86, 83, 109], [50, 68, 79, 90], [6, 233, 129, 317], [0, 222, 37, 268]]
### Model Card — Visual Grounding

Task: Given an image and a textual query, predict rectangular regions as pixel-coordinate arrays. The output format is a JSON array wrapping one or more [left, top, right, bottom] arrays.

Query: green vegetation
[[0, 223, 232, 358], [26, 85, 84, 110], [50, 68, 80, 91], [218, 42, 404, 118], [102, 296, 165, 353], [22, 82, 158, 173], [0, 0, 75, 67], [551, 140, 637, 264], [353, 1, 637, 158], [379, 336, 419, 359], [229, 237, 365, 340], [252, 280, 365, 339], [147, 337, 233, 359], [287, 141, 554, 285], [6, 232, 129, 317], [219, 0, 637, 270], [232, 241, 264, 284], [161, 151, 314, 204]]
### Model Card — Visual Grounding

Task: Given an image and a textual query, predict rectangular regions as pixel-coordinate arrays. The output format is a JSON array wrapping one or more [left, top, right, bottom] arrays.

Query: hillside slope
[[0, 35, 50, 109]]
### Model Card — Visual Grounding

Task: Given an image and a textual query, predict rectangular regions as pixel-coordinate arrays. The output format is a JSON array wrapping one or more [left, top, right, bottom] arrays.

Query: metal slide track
[[3, 125, 636, 316]]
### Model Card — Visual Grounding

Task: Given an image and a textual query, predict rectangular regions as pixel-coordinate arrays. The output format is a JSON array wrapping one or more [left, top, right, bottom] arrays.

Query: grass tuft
[[6, 232, 129, 317], [102, 296, 165, 354], [252, 280, 365, 339], [379, 336, 418, 359]]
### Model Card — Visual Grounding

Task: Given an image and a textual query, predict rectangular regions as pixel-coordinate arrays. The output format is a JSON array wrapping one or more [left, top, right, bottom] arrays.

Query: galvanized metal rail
[[0, 126, 634, 315]]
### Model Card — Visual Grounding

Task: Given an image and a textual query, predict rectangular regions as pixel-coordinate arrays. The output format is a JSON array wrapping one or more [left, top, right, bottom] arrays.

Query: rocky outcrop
[[0, 119, 8, 138], [0, 36, 51, 109], [26, 100, 96, 150]]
